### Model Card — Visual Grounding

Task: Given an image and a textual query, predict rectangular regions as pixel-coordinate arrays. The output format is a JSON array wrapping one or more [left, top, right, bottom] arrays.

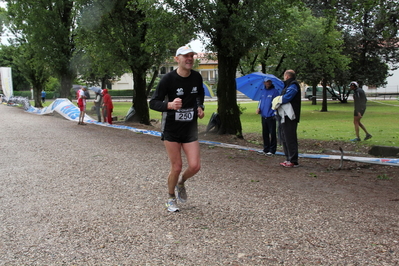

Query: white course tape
[[24, 98, 399, 167]]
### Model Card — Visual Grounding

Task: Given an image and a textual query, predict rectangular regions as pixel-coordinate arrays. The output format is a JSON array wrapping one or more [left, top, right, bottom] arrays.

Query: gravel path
[[0, 104, 398, 265]]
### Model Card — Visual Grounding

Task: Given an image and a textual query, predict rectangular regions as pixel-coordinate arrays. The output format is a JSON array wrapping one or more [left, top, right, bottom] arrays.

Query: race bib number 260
[[175, 108, 194, 122]]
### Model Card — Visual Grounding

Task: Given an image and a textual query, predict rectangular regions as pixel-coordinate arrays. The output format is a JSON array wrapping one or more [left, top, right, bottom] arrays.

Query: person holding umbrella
[[102, 89, 113, 124], [256, 78, 280, 155]]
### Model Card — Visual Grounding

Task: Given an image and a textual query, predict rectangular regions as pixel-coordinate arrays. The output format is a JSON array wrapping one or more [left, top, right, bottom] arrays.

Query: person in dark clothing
[[349, 81, 372, 141], [257, 78, 280, 155], [94, 91, 103, 122], [278, 70, 301, 168], [41, 90, 46, 103], [149, 46, 205, 212]]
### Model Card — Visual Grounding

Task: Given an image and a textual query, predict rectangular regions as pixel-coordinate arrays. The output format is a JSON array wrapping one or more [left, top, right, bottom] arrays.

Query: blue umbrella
[[236, 72, 284, 101], [203, 83, 215, 97]]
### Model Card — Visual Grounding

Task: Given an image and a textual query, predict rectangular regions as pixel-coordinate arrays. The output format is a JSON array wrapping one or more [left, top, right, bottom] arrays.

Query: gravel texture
[[0, 104, 398, 265]]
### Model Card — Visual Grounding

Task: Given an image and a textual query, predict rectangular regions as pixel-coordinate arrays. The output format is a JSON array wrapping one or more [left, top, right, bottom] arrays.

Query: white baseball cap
[[175, 46, 197, 56], [349, 81, 359, 88]]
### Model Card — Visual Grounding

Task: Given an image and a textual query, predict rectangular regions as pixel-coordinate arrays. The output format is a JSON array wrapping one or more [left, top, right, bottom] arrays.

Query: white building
[[365, 67, 399, 94], [110, 73, 134, 90]]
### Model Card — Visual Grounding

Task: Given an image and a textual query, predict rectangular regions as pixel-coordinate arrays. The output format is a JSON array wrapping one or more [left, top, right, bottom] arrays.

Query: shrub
[[108, 90, 133, 97]]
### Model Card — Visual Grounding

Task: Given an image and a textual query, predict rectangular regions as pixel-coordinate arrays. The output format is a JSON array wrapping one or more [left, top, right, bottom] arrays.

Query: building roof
[[196, 52, 218, 65]]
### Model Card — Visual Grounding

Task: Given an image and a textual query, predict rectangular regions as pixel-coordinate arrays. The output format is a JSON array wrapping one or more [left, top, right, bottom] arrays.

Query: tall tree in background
[[6, 0, 79, 99], [283, 9, 349, 110], [166, 0, 300, 137], [78, 0, 194, 124], [13, 42, 50, 107], [237, 7, 302, 78], [74, 26, 128, 90], [0, 44, 31, 91], [304, 0, 399, 89]]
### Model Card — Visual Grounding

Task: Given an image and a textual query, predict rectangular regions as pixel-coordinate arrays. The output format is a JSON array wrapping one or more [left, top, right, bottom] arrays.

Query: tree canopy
[[1, 0, 398, 136], [76, 0, 195, 124], [165, 0, 302, 137], [6, 0, 79, 98]]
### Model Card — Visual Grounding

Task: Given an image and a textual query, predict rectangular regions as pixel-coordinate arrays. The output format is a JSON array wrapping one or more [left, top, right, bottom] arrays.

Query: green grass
[[39, 99, 399, 147]]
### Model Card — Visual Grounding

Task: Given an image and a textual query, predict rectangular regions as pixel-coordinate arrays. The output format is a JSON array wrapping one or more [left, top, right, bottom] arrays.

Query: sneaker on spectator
[[280, 161, 298, 168], [175, 184, 187, 203], [364, 134, 372, 141], [266, 152, 273, 156], [165, 198, 179, 212], [257, 150, 266, 155], [351, 137, 361, 142]]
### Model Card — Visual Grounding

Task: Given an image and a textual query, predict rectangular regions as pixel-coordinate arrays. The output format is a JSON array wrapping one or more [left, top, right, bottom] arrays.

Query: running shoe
[[266, 152, 273, 156], [364, 134, 372, 141], [165, 198, 179, 212], [257, 150, 266, 155], [350, 137, 361, 142], [175, 184, 187, 203]]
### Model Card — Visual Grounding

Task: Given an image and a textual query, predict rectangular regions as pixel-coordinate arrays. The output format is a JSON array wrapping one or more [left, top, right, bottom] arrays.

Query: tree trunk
[[126, 69, 150, 125], [146, 69, 158, 96], [33, 87, 43, 108], [311, 81, 318, 105], [321, 78, 328, 112], [59, 72, 73, 99], [216, 53, 243, 138]]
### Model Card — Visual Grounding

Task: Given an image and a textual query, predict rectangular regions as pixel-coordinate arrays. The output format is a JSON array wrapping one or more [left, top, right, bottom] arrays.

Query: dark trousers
[[95, 103, 102, 122], [261, 116, 277, 153], [280, 117, 298, 164]]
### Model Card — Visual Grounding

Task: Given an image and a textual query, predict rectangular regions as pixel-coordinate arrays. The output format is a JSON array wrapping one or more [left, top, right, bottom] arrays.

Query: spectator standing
[[278, 70, 301, 167], [94, 91, 103, 122], [350, 81, 372, 141], [41, 90, 46, 103], [102, 89, 113, 124], [149, 46, 205, 212], [77, 86, 88, 125], [257, 78, 280, 155]]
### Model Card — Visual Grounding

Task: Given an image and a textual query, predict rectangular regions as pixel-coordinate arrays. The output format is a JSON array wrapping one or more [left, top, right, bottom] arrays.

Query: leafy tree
[[13, 43, 50, 107], [0, 44, 31, 91], [238, 7, 302, 78], [165, 0, 301, 137], [238, 6, 350, 110], [75, 1, 128, 90], [283, 9, 350, 110], [76, 0, 194, 124], [73, 42, 127, 90], [45, 76, 61, 94], [6, 0, 80, 99], [304, 0, 399, 90]]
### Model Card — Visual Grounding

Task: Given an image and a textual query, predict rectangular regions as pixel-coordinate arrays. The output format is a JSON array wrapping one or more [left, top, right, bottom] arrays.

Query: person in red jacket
[[102, 89, 113, 124]]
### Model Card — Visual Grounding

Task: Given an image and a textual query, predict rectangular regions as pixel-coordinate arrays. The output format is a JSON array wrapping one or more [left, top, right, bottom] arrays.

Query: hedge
[[13, 89, 134, 98], [13, 91, 56, 99], [107, 89, 133, 96]]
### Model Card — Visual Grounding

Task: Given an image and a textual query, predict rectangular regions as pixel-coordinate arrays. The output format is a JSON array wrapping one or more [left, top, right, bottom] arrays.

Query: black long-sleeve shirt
[[353, 88, 367, 114], [149, 69, 204, 133]]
